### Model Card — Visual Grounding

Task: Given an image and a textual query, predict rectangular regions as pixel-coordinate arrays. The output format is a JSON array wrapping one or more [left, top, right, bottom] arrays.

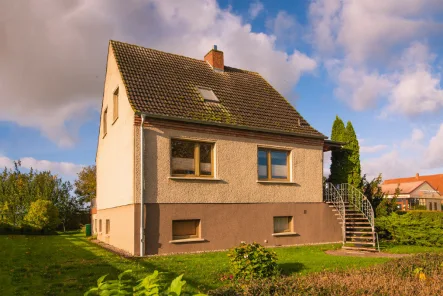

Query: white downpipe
[[140, 115, 145, 256]]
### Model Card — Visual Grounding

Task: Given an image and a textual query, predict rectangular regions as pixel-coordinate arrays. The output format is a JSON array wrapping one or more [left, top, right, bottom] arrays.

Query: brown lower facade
[[145, 202, 342, 255]]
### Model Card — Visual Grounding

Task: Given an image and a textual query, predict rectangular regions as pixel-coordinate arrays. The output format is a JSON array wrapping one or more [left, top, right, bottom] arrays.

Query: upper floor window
[[258, 148, 290, 181], [103, 108, 108, 137], [113, 87, 119, 122], [171, 139, 214, 177]]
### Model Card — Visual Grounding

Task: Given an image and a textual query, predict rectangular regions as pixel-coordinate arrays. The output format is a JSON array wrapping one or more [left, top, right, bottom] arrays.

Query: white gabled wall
[[96, 44, 135, 210]]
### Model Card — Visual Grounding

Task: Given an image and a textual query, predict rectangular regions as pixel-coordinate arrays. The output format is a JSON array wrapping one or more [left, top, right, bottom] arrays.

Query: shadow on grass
[[62, 234, 213, 294], [279, 262, 306, 275]]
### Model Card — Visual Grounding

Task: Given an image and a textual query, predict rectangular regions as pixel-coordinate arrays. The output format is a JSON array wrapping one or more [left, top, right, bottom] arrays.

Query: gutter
[[140, 115, 145, 256], [134, 112, 327, 140]]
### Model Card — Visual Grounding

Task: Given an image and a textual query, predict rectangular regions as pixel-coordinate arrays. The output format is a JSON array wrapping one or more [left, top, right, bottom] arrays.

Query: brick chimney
[[204, 45, 224, 72], [416, 173, 420, 179]]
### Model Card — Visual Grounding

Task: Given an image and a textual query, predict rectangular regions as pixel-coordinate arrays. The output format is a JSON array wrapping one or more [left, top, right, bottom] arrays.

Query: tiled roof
[[381, 181, 427, 195], [110, 40, 325, 138], [384, 174, 443, 195]]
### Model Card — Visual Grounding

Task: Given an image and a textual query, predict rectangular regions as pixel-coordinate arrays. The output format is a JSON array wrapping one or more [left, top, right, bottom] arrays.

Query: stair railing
[[338, 183, 375, 240], [324, 182, 346, 244]]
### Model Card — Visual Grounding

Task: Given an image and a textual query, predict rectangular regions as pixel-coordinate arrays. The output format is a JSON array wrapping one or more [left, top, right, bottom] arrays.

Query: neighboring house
[[93, 40, 343, 256], [384, 173, 443, 196], [381, 181, 442, 211]]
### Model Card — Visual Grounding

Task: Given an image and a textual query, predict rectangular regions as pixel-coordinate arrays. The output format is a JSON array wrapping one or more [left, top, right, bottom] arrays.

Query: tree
[[376, 185, 399, 217], [344, 121, 361, 187], [74, 165, 96, 204], [361, 174, 384, 210], [329, 116, 347, 184], [24, 200, 59, 231]]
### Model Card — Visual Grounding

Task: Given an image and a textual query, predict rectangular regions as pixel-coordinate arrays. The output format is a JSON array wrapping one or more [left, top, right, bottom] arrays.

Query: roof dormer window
[[198, 87, 219, 103]]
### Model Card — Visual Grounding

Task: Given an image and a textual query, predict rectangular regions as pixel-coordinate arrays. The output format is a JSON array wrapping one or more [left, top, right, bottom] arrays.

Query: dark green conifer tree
[[329, 116, 347, 184], [344, 121, 361, 188]]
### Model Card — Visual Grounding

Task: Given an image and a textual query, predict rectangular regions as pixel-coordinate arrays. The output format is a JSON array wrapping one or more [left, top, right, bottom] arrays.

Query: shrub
[[376, 211, 443, 246], [375, 198, 398, 217], [24, 200, 59, 231], [227, 242, 279, 280], [84, 269, 206, 296], [209, 253, 443, 296]]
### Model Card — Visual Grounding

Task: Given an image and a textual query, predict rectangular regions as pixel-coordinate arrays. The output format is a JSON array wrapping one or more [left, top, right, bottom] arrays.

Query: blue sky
[[1, 0, 443, 182]]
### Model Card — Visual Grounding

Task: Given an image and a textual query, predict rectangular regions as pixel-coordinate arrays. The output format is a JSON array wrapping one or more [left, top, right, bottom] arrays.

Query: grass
[[0, 233, 441, 296]]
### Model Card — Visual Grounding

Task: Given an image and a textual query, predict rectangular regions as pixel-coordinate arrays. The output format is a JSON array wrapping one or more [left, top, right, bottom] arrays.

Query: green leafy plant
[[227, 242, 279, 280], [376, 211, 443, 246], [85, 269, 206, 296]]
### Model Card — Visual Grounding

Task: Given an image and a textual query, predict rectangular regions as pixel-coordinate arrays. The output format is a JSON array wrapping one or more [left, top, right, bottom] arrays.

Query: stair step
[[346, 241, 375, 246], [346, 236, 374, 241], [342, 246, 377, 252], [346, 226, 373, 229], [346, 231, 375, 234], [346, 218, 368, 220]]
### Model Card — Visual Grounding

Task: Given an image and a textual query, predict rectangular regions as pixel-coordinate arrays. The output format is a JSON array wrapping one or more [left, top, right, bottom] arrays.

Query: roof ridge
[[109, 40, 259, 75]]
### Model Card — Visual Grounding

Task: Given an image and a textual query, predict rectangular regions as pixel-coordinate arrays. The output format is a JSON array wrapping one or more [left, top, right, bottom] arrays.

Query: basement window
[[198, 87, 219, 102], [172, 219, 200, 240], [273, 216, 293, 233]]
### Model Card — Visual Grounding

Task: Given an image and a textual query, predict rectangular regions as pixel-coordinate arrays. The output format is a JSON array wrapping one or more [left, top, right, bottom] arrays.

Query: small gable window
[[113, 87, 119, 122], [198, 87, 219, 102], [103, 108, 108, 137]]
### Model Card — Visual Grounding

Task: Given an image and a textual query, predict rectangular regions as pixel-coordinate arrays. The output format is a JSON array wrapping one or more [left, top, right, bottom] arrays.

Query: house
[[384, 173, 443, 196], [381, 180, 442, 211], [92, 40, 343, 256]]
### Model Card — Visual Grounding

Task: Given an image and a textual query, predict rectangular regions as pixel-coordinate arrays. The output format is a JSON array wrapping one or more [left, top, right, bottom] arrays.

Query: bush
[[227, 242, 279, 280], [84, 269, 206, 296], [209, 253, 443, 296], [375, 198, 398, 217], [24, 200, 59, 231], [376, 211, 443, 246]]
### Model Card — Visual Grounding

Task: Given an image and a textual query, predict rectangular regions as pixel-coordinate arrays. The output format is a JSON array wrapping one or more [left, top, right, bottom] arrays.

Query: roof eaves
[[137, 112, 327, 140]]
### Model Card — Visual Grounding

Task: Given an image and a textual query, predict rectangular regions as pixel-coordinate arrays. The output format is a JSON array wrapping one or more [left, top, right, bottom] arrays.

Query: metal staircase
[[324, 183, 379, 252]]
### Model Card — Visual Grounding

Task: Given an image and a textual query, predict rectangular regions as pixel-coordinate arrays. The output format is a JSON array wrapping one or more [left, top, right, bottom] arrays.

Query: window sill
[[272, 232, 298, 237], [169, 177, 222, 181], [257, 180, 297, 184], [169, 238, 206, 244]]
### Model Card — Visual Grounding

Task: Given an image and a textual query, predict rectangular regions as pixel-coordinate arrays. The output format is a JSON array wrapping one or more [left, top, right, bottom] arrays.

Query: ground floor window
[[99, 219, 102, 232], [94, 219, 97, 233], [273, 216, 293, 233], [172, 219, 200, 240], [106, 219, 110, 234]]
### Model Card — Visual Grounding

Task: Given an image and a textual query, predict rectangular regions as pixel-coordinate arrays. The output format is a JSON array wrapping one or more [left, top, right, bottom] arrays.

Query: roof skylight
[[198, 87, 219, 102]]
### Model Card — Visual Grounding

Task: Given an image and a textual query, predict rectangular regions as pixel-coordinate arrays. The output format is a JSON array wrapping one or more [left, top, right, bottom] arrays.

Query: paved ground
[[325, 249, 411, 258]]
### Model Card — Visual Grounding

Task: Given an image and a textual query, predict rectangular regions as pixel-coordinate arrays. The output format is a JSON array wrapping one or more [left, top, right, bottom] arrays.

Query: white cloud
[[310, 0, 443, 116], [360, 145, 388, 153], [248, 1, 264, 19], [0, 155, 83, 177], [361, 124, 443, 180], [0, 0, 316, 148], [266, 11, 298, 45], [362, 150, 418, 180], [425, 124, 443, 169]]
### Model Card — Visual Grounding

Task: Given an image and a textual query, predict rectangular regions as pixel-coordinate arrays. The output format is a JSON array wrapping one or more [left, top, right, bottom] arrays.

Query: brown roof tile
[[110, 40, 325, 138]]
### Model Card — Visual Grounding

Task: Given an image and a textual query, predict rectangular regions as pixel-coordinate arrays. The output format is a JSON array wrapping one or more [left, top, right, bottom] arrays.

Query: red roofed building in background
[[382, 174, 443, 211]]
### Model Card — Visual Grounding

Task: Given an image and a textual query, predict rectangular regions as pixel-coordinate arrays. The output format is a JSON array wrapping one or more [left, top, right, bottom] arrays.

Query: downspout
[[140, 115, 145, 256]]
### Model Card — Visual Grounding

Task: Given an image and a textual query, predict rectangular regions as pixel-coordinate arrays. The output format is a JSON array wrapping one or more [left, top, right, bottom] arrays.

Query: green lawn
[[0, 233, 440, 296]]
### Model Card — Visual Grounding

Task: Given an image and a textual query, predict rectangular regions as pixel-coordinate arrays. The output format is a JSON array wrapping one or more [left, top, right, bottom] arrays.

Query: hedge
[[375, 211, 443, 246]]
